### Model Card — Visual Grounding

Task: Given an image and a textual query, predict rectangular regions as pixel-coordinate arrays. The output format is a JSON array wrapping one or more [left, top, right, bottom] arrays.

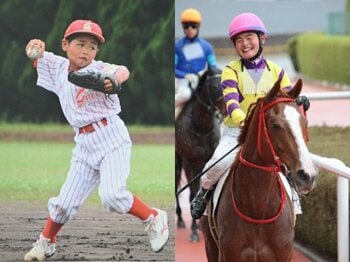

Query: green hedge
[[295, 172, 337, 260], [287, 32, 350, 85]]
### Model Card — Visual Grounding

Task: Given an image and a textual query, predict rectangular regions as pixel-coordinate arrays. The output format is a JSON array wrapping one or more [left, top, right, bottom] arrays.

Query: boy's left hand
[[104, 79, 120, 93]]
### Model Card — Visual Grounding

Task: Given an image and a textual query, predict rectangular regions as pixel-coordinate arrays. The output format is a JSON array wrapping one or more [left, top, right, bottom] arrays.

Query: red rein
[[231, 98, 294, 224]]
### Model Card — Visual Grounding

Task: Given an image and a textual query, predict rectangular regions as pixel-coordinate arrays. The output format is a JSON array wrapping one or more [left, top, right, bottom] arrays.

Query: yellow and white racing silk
[[221, 58, 291, 127]]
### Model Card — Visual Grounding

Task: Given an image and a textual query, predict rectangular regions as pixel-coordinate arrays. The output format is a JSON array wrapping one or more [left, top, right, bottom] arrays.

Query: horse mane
[[237, 100, 258, 145], [238, 88, 290, 145], [198, 71, 209, 88], [198, 67, 221, 88]]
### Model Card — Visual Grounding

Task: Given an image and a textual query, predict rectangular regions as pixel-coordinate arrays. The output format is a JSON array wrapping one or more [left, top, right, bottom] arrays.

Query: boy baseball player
[[24, 19, 169, 261]]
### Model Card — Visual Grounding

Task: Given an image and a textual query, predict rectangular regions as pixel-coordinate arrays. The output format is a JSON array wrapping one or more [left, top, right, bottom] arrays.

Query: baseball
[[25, 45, 43, 60]]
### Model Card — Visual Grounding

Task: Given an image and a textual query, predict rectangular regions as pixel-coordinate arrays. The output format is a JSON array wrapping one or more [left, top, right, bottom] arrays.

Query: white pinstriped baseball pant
[[48, 115, 134, 224]]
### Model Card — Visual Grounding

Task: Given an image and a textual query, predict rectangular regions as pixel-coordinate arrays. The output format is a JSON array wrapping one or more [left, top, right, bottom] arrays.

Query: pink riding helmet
[[229, 13, 267, 39]]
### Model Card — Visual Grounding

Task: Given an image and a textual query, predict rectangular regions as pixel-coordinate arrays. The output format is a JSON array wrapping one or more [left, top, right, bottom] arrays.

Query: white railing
[[303, 91, 350, 100], [310, 154, 349, 262], [304, 91, 350, 262]]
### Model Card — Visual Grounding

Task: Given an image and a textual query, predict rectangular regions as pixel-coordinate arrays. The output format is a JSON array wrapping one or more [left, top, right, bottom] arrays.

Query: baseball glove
[[68, 70, 121, 94]]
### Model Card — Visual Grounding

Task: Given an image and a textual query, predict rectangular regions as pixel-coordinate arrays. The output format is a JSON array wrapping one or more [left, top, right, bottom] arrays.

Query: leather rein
[[231, 97, 294, 224]]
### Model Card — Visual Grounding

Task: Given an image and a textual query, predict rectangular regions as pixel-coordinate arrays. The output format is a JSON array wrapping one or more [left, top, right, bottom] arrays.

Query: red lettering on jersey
[[76, 88, 101, 108]]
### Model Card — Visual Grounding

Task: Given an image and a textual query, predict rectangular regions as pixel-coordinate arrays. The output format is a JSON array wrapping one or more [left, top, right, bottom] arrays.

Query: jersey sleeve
[[98, 62, 122, 75], [79, 61, 124, 78], [175, 53, 186, 78], [36, 52, 67, 93], [207, 53, 217, 68], [279, 68, 291, 91], [205, 42, 217, 68], [221, 65, 246, 126], [175, 42, 186, 78]]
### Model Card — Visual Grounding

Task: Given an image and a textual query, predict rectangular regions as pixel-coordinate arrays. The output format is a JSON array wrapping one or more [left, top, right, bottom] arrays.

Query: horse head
[[240, 78, 318, 195], [195, 66, 224, 118], [263, 79, 318, 194]]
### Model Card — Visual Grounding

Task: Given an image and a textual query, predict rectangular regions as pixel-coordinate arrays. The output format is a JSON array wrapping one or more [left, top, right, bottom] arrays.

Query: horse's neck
[[191, 92, 217, 132], [234, 133, 282, 215], [193, 103, 215, 130], [234, 162, 281, 218]]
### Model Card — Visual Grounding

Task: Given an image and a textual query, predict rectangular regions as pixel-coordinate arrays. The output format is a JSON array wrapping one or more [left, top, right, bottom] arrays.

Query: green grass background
[[0, 124, 174, 208], [0, 124, 349, 210]]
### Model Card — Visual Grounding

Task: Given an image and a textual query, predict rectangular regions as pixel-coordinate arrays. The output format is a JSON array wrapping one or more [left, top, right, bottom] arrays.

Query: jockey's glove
[[185, 73, 199, 89], [296, 95, 310, 111]]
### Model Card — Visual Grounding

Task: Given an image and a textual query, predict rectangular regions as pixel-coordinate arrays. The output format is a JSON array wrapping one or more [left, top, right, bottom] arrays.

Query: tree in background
[[0, 0, 174, 125]]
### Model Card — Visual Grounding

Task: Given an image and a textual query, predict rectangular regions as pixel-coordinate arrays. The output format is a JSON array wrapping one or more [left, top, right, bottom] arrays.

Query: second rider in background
[[175, 8, 217, 120]]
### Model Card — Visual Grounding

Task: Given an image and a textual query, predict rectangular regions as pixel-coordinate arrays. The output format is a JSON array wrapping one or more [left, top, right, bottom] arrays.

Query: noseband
[[232, 97, 294, 224]]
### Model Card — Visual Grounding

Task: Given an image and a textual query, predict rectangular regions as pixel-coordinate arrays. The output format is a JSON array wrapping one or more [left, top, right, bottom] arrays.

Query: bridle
[[193, 72, 223, 119], [189, 72, 223, 138], [240, 97, 294, 173], [231, 97, 295, 224]]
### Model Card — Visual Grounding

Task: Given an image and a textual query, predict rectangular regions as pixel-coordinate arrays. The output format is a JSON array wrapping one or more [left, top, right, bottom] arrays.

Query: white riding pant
[[175, 78, 197, 106], [175, 78, 199, 120], [48, 115, 134, 224], [201, 125, 240, 190]]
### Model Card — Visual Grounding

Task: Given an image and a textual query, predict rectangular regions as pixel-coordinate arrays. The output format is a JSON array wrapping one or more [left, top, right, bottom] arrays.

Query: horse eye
[[271, 123, 282, 130]]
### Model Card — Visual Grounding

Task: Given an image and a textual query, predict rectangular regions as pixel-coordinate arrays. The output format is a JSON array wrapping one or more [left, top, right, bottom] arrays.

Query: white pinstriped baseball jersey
[[37, 51, 122, 128]]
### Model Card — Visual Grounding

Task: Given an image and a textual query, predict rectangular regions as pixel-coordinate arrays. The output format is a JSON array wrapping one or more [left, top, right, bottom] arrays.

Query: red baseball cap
[[64, 20, 105, 44]]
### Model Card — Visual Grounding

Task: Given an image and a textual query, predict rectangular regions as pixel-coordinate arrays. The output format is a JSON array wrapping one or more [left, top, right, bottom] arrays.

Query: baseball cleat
[[24, 238, 56, 261], [145, 208, 169, 253]]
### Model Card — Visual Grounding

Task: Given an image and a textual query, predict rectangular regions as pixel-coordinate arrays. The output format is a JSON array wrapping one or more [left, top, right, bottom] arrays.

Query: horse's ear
[[287, 78, 303, 99], [208, 66, 221, 76], [265, 78, 282, 101]]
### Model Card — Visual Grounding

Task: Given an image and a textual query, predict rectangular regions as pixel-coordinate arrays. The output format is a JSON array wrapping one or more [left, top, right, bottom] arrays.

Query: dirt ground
[[0, 129, 174, 261], [0, 203, 175, 261]]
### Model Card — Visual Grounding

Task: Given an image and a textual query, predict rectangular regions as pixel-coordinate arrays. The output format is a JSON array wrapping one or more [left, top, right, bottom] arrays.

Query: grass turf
[[0, 141, 173, 207], [0, 125, 349, 209]]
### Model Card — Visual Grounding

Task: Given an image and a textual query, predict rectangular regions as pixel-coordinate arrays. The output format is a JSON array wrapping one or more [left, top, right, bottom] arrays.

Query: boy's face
[[62, 35, 99, 71], [234, 32, 266, 60]]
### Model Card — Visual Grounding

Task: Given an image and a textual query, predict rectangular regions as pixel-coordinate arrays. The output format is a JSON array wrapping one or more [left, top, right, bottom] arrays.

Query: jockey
[[190, 13, 310, 219], [175, 8, 217, 120]]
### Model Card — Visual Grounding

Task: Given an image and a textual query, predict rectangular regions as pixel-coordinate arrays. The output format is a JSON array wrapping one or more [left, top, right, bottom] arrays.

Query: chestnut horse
[[176, 67, 224, 242], [201, 79, 318, 261]]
